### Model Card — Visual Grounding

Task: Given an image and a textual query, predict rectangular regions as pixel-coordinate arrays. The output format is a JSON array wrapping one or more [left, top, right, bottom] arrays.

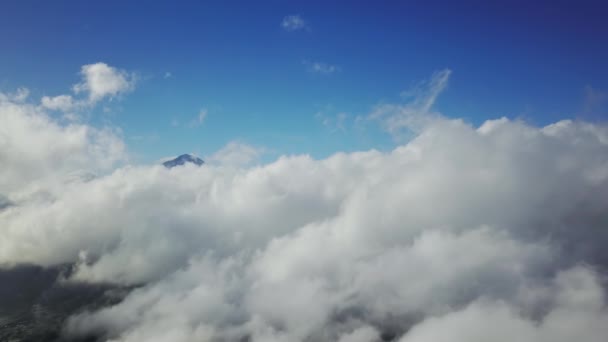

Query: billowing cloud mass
[[0, 93, 126, 196], [2, 73, 608, 341]]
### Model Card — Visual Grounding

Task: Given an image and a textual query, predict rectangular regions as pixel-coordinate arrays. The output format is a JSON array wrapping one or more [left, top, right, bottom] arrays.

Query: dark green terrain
[[0, 265, 129, 342]]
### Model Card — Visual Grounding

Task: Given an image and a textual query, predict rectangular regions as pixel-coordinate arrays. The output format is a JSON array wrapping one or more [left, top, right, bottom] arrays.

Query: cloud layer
[[2, 83, 608, 341]]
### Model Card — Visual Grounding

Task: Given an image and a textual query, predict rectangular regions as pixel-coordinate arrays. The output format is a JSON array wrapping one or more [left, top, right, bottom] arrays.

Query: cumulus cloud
[[281, 15, 308, 31], [55, 115, 608, 341], [399, 267, 608, 342], [0, 93, 126, 198], [3, 71, 608, 341], [73, 62, 136, 103], [40, 62, 136, 117]]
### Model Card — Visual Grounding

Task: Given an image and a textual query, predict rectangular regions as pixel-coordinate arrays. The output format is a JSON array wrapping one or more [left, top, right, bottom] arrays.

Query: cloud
[[187, 108, 208, 128], [281, 15, 308, 31], [164, 72, 172, 79], [0, 193, 12, 210], [0, 92, 126, 197], [52, 115, 608, 341], [208, 141, 264, 166], [73, 62, 136, 103], [41, 94, 78, 112], [399, 267, 608, 342], [316, 110, 349, 132], [3, 70, 608, 341], [197, 108, 208, 125], [1, 87, 31, 102], [582, 85, 608, 117], [305, 61, 340, 74], [39, 63, 136, 119], [370, 69, 451, 138]]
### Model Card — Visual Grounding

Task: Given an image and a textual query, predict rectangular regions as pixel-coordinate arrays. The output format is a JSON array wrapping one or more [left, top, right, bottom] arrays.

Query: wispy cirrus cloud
[[316, 110, 349, 132], [187, 108, 208, 127], [304, 60, 340, 74], [582, 85, 608, 118], [370, 68, 451, 138]]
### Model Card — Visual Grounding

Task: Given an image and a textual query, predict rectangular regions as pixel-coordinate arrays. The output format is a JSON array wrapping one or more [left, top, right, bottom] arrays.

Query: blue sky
[[1, 0, 607, 163]]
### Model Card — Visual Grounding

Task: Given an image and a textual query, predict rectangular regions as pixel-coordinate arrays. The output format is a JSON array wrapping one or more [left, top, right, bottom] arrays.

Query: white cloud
[[187, 108, 208, 127], [0, 87, 29, 103], [197, 108, 208, 125], [164, 71, 172, 79], [73, 62, 136, 103], [38, 62, 136, 119], [41, 94, 77, 112], [4, 70, 608, 341], [583, 85, 608, 116], [337, 326, 379, 342], [4, 111, 608, 340], [208, 141, 264, 166], [399, 267, 608, 342], [281, 15, 308, 31], [370, 69, 451, 138], [305, 61, 340, 74], [10, 87, 30, 102], [0, 90, 126, 197]]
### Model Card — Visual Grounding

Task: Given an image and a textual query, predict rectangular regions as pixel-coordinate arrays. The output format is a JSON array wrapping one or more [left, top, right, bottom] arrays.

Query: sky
[[1, 0, 607, 163], [3, 2, 608, 342]]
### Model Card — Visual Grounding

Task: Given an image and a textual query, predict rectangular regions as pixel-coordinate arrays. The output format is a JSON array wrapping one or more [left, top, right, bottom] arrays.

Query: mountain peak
[[162, 154, 204, 168]]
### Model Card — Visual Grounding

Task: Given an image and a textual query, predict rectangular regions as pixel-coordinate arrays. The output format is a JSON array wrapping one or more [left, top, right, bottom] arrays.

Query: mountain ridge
[[163, 154, 204, 168]]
